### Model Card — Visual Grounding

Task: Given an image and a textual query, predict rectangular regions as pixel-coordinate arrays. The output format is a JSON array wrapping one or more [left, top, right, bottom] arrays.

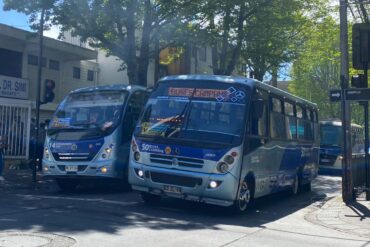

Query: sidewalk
[[306, 195, 370, 239], [0, 169, 44, 191]]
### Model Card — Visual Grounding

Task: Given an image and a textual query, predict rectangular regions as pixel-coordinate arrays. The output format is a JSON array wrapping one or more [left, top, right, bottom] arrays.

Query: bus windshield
[[48, 90, 128, 134], [135, 81, 249, 145], [320, 125, 342, 146]]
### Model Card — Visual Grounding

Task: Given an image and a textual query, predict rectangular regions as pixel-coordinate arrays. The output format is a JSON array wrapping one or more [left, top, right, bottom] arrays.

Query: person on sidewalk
[[0, 135, 7, 181]]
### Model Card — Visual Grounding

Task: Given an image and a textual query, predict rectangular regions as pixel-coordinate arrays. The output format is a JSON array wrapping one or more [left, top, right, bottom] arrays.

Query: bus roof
[[159, 75, 317, 109], [70, 84, 146, 94]]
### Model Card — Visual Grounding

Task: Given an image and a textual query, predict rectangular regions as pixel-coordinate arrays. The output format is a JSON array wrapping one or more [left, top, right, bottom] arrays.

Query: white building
[[0, 23, 98, 159], [62, 31, 214, 87]]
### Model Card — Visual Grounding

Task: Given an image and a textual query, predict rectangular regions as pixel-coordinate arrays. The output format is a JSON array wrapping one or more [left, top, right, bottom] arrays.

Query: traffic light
[[351, 74, 367, 88], [43, 79, 55, 103]]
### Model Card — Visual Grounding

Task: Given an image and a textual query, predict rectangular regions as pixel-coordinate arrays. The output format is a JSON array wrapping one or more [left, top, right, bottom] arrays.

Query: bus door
[[244, 90, 271, 198], [118, 91, 148, 172]]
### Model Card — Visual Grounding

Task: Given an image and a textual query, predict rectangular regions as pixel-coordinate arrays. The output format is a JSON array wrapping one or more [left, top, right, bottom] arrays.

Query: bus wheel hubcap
[[238, 181, 250, 211]]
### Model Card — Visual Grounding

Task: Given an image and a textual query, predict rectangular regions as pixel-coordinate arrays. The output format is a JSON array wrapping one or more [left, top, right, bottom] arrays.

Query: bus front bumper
[[129, 162, 239, 207], [42, 159, 122, 179]]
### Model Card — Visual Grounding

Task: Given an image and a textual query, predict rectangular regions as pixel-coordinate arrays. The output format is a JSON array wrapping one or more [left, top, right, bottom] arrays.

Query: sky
[[0, 0, 60, 39]]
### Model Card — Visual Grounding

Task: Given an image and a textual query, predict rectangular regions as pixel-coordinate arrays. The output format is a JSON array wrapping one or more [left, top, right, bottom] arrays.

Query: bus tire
[[141, 192, 161, 204], [231, 179, 252, 214], [56, 178, 78, 192], [300, 182, 311, 193]]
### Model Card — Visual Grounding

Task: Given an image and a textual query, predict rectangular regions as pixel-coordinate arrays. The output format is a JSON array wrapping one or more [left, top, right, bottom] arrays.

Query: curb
[[305, 196, 370, 239]]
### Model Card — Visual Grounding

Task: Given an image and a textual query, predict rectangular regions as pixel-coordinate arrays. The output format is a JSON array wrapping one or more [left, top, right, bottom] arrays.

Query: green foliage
[[3, 0, 57, 31], [243, 0, 321, 81], [290, 13, 364, 124], [290, 16, 341, 119]]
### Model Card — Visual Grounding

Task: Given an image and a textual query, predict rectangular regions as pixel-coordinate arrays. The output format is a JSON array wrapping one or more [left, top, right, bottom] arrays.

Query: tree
[[55, 0, 192, 86], [4, 0, 191, 86], [243, 0, 324, 83], [180, 0, 274, 76], [289, 16, 353, 121], [3, 0, 57, 31]]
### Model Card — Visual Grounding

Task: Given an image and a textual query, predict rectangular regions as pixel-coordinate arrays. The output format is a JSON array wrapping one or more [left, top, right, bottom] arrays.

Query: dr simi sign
[[0, 75, 29, 100]]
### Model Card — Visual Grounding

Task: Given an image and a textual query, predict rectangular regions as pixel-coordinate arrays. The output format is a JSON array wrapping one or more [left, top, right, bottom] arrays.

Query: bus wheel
[[232, 180, 252, 213], [56, 179, 78, 192], [300, 182, 311, 193], [141, 192, 161, 204], [291, 174, 299, 195]]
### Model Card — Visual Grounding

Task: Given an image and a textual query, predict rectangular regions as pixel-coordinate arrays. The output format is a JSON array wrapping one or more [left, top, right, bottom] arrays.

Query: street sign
[[346, 88, 370, 101], [330, 88, 370, 102], [329, 89, 342, 102]]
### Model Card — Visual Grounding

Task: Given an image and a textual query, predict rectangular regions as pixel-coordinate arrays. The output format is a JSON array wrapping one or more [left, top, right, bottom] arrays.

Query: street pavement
[[0, 170, 369, 247]]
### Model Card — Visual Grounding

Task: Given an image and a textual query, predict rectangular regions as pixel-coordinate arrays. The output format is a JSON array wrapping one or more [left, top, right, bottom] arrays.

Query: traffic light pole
[[33, 8, 45, 182], [339, 0, 353, 203], [366, 68, 370, 201]]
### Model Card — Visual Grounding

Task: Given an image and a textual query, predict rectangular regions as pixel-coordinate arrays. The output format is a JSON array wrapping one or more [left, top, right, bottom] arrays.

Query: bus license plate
[[163, 185, 182, 194], [65, 166, 78, 172], [321, 159, 330, 163]]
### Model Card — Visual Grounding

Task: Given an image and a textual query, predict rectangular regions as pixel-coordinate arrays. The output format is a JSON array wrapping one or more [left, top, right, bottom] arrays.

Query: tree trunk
[[225, 3, 246, 75], [254, 72, 265, 81], [210, 17, 219, 74], [137, 0, 152, 87], [271, 67, 278, 87], [219, 8, 231, 74], [126, 1, 138, 85]]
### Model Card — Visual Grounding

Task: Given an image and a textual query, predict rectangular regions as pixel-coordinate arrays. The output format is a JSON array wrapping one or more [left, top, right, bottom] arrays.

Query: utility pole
[[339, 0, 353, 203], [33, 7, 45, 182]]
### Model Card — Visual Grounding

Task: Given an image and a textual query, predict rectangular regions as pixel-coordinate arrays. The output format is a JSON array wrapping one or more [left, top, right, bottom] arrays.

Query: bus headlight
[[216, 150, 239, 173], [134, 151, 141, 162], [43, 148, 53, 161], [224, 155, 235, 164], [217, 162, 229, 173], [98, 143, 115, 160], [131, 140, 138, 152]]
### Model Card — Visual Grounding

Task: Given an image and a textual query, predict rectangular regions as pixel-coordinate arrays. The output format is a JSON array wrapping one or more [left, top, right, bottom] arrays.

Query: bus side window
[[270, 97, 286, 139], [122, 91, 146, 141], [284, 101, 296, 140], [247, 98, 268, 152]]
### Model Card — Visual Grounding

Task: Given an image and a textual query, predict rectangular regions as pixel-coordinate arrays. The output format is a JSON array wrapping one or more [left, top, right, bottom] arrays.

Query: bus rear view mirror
[[252, 99, 264, 119]]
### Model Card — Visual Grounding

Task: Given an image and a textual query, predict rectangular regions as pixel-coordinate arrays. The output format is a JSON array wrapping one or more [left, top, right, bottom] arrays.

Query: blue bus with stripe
[[42, 84, 148, 191], [129, 75, 319, 212]]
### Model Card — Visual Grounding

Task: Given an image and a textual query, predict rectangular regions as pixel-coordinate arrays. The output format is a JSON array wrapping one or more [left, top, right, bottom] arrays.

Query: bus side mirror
[[252, 99, 264, 119]]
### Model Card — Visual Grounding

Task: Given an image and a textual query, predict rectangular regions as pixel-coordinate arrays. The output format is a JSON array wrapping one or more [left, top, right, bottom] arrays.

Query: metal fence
[[0, 98, 31, 160]]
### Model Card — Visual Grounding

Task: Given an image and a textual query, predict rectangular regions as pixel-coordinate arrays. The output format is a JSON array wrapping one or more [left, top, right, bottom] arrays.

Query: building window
[[198, 46, 207, 62], [28, 55, 38, 66], [73, 67, 81, 79], [87, 70, 94, 81], [28, 55, 46, 67], [0, 48, 22, 78], [49, 59, 59, 70]]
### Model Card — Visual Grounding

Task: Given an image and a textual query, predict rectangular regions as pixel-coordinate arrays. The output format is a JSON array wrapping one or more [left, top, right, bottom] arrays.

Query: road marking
[[17, 194, 139, 206]]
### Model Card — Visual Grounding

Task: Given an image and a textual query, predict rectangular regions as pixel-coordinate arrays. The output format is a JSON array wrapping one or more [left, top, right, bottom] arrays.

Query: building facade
[[0, 24, 98, 159]]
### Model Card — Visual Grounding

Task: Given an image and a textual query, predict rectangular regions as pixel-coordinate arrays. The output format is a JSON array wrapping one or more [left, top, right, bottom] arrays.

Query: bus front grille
[[52, 152, 94, 162], [150, 154, 204, 168], [150, 172, 202, 187]]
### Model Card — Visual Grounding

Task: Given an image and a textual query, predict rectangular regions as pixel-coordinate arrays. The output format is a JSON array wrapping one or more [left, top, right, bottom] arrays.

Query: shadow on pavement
[[0, 174, 341, 235], [348, 201, 370, 220]]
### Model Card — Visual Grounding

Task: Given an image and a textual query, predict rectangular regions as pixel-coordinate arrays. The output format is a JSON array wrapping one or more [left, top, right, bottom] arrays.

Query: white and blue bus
[[43, 85, 148, 191], [319, 121, 364, 175], [129, 75, 319, 212]]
